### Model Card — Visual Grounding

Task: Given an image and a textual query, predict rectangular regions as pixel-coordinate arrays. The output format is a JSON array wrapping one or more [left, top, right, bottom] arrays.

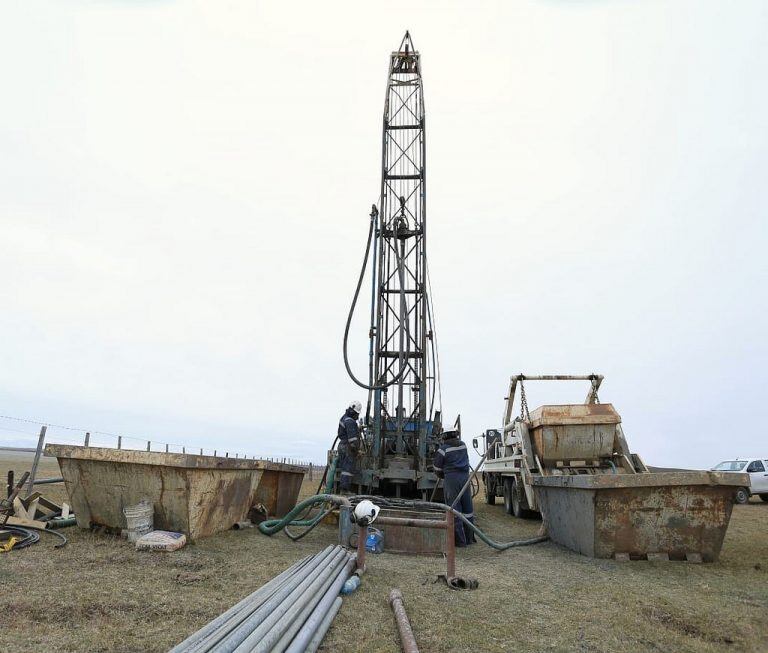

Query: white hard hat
[[349, 400, 362, 414], [354, 499, 380, 526]]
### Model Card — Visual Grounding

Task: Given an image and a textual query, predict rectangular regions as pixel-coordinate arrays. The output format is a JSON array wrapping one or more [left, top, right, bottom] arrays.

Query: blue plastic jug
[[365, 527, 384, 554], [340, 575, 361, 595]]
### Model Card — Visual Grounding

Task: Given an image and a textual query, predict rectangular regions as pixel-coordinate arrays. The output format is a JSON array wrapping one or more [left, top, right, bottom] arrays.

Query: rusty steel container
[[46, 444, 305, 541], [528, 404, 621, 464], [532, 471, 748, 561]]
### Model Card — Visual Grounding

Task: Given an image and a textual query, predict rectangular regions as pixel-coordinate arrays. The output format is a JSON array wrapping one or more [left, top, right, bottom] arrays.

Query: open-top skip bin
[[45, 445, 305, 540], [532, 471, 748, 562]]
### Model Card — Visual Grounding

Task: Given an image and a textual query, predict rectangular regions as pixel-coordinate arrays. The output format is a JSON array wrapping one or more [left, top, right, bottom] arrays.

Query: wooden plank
[[5, 515, 47, 529], [25, 425, 47, 497], [37, 496, 61, 514], [20, 492, 42, 510]]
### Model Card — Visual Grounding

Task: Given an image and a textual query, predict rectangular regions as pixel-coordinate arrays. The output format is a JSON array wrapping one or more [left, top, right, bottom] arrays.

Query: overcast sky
[[1, 1, 766, 468]]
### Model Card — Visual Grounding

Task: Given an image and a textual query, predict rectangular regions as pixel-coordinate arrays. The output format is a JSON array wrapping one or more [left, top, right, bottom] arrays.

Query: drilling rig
[[341, 32, 450, 499]]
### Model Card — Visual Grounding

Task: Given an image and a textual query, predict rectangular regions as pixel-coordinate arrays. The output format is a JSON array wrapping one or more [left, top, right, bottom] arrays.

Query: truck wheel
[[759, 494, 768, 503], [503, 477, 514, 515], [735, 487, 750, 504], [483, 475, 496, 505], [510, 478, 525, 518]]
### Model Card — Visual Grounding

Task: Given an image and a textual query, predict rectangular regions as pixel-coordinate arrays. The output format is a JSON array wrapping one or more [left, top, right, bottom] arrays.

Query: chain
[[519, 380, 531, 422]]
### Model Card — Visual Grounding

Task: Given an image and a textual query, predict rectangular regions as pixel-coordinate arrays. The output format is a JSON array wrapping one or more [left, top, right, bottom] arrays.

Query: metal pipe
[[190, 557, 316, 653], [212, 547, 340, 653], [269, 553, 353, 653], [304, 596, 343, 653], [168, 555, 314, 653], [180, 546, 335, 653], [356, 523, 368, 572], [449, 446, 490, 510], [284, 557, 355, 653], [511, 374, 603, 381], [31, 477, 64, 485], [374, 516, 446, 529], [234, 548, 348, 653], [445, 511, 456, 579], [389, 589, 419, 653]]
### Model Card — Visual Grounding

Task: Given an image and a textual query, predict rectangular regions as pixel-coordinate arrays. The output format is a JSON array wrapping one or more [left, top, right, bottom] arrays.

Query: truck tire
[[735, 487, 750, 504], [503, 477, 515, 515], [510, 478, 525, 518], [483, 474, 496, 505], [760, 494, 768, 503]]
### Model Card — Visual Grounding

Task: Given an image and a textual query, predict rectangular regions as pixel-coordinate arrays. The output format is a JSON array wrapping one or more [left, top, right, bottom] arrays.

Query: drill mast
[[366, 32, 440, 497]]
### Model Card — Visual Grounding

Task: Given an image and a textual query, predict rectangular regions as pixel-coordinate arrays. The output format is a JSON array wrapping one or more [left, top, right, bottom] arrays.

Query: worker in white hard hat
[[337, 400, 362, 493]]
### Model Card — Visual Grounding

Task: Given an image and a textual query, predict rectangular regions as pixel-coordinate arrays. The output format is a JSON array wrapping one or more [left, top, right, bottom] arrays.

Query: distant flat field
[[1, 451, 766, 653]]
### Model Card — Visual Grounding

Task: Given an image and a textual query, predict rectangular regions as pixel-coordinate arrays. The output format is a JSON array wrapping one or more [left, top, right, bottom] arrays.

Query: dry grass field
[[2, 451, 766, 653]]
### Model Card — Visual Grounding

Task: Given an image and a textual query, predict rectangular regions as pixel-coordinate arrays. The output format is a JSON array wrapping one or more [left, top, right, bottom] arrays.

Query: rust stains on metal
[[533, 471, 748, 561], [46, 445, 305, 541]]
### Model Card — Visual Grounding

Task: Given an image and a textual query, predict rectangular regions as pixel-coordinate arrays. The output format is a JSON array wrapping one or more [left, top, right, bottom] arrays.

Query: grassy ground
[[1, 452, 766, 653]]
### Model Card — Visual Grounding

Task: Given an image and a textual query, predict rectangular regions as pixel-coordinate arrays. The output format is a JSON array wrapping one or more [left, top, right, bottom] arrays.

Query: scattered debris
[[247, 503, 268, 524], [2, 470, 75, 540]]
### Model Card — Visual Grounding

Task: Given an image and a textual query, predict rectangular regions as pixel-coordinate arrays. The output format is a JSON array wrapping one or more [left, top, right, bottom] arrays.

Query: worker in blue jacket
[[337, 400, 362, 493], [433, 429, 475, 546]]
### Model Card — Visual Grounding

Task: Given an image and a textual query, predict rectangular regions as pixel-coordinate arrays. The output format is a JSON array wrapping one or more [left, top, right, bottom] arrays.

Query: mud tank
[[478, 374, 746, 561]]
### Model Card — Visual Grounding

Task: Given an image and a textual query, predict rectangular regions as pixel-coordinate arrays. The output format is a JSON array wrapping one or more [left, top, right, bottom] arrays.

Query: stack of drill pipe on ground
[[169, 545, 355, 653]]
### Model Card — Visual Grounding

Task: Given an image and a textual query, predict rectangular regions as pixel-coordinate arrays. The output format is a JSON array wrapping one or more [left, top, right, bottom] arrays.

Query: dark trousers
[[443, 471, 475, 546], [338, 445, 355, 491]]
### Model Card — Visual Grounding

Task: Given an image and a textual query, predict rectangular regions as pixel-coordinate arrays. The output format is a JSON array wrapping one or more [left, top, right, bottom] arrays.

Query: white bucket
[[123, 499, 153, 542]]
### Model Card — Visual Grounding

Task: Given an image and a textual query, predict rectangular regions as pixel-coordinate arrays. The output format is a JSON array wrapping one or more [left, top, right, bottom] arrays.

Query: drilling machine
[[338, 32, 453, 499]]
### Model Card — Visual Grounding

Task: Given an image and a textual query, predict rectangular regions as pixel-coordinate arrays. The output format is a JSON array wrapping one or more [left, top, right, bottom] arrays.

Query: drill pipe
[[233, 548, 348, 653], [389, 589, 419, 653], [284, 556, 356, 653], [305, 596, 343, 653], [174, 555, 314, 653], [212, 546, 339, 653]]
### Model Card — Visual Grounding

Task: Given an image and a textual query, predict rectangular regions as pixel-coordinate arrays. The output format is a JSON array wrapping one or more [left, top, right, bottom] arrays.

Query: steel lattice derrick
[[372, 32, 434, 472]]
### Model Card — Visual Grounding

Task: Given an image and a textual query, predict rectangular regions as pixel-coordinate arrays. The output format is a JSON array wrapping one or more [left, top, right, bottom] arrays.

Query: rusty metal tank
[[46, 444, 305, 541], [532, 471, 748, 561], [528, 404, 620, 464]]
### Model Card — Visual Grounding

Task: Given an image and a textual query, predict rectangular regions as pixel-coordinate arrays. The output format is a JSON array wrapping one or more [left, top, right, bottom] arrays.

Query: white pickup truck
[[711, 458, 768, 504]]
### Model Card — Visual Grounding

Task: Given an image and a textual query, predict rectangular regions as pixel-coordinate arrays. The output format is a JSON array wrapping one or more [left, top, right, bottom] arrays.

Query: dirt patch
[[643, 606, 735, 644]]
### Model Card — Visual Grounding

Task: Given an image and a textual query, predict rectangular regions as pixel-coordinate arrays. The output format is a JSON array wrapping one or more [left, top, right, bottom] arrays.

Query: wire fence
[[0, 414, 327, 468]]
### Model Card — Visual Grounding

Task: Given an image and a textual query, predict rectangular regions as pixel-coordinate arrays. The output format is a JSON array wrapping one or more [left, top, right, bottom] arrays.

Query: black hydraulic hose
[[342, 205, 411, 391], [414, 500, 548, 551], [314, 436, 338, 496], [24, 525, 68, 548], [3, 525, 39, 549], [284, 506, 335, 542], [449, 447, 491, 510]]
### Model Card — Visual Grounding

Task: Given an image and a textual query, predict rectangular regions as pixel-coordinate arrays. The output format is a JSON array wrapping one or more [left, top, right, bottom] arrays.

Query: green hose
[[258, 494, 348, 536], [324, 456, 338, 494], [258, 492, 547, 552], [47, 516, 77, 529]]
